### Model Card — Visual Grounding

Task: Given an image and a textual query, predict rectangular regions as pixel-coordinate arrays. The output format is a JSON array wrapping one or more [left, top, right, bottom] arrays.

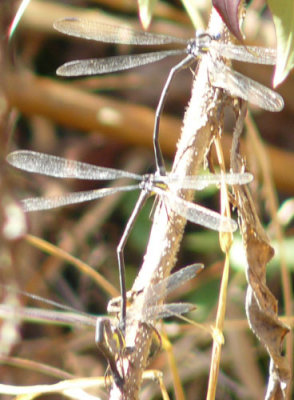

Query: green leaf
[[267, 0, 294, 86], [137, 0, 158, 29]]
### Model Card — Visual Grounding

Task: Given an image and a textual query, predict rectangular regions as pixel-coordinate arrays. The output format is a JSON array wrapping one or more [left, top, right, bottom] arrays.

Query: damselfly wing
[[54, 18, 284, 174], [0, 264, 200, 387], [7, 150, 252, 327]]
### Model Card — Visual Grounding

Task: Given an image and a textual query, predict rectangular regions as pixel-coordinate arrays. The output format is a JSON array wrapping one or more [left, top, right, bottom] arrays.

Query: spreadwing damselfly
[[0, 264, 201, 387], [53, 18, 284, 174], [7, 149, 252, 328]]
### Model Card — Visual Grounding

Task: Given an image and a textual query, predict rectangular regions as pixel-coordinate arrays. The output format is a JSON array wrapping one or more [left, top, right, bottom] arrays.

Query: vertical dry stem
[[110, 9, 231, 400]]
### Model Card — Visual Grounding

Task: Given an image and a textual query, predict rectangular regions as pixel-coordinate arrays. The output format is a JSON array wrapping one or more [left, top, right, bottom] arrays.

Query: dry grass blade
[[25, 234, 119, 298], [0, 377, 105, 400]]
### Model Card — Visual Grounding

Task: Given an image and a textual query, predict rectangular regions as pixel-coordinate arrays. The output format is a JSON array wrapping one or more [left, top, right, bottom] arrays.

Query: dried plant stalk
[[112, 9, 234, 400]]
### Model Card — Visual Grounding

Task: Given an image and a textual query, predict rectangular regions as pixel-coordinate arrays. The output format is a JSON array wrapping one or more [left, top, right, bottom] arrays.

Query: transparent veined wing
[[0, 304, 97, 327], [107, 264, 202, 314], [212, 43, 277, 65], [57, 50, 184, 76], [209, 60, 284, 112], [162, 171, 253, 190], [157, 188, 238, 232], [0, 298, 194, 331], [150, 264, 203, 303], [148, 302, 195, 320], [0, 284, 98, 327], [7, 150, 142, 180], [20, 186, 139, 212], [53, 18, 187, 46], [126, 302, 195, 326]]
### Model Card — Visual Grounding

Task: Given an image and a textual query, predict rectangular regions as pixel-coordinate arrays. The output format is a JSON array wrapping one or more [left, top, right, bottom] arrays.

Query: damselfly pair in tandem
[[53, 17, 284, 174], [7, 150, 253, 330], [0, 264, 202, 388]]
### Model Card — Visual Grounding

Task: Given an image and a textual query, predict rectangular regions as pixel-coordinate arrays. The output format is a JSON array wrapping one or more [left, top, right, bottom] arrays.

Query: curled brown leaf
[[231, 103, 291, 400], [212, 0, 244, 42]]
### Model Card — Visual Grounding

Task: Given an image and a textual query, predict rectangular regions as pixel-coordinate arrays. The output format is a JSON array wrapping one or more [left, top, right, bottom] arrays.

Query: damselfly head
[[139, 173, 157, 192]]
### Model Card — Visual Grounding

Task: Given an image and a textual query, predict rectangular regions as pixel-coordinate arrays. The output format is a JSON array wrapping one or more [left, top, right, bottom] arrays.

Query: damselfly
[[7, 149, 252, 328], [0, 264, 201, 388], [53, 17, 284, 174]]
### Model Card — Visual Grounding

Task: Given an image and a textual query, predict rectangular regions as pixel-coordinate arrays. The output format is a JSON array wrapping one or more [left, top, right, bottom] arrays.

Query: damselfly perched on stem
[[53, 17, 284, 174], [7, 150, 252, 329], [0, 264, 202, 388]]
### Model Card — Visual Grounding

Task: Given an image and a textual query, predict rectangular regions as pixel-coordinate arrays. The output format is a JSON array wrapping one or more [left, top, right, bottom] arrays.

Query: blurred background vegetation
[[0, 1, 293, 399]]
